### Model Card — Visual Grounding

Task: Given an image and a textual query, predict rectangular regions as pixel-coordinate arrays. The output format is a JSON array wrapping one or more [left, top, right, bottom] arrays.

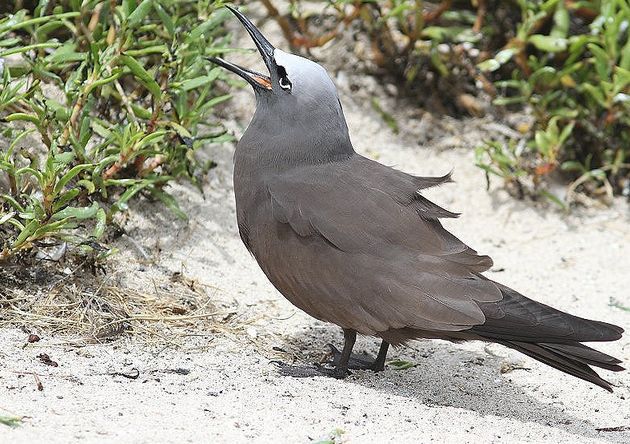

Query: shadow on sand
[[274, 326, 628, 444]]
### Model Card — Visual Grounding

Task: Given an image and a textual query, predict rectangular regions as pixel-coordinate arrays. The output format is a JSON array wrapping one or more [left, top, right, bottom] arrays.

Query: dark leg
[[328, 339, 390, 372], [372, 340, 390, 372], [272, 328, 357, 379], [332, 329, 357, 378]]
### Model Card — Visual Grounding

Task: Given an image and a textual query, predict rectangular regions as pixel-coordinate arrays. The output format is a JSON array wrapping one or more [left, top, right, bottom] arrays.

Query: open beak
[[207, 6, 275, 91]]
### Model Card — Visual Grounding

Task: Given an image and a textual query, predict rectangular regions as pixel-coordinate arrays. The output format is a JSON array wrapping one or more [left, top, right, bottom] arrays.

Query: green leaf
[[589, 168, 606, 180], [188, 9, 231, 41], [153, 2, 174, 36], [131, 104, 152, 119], [0, 415, 23, 428], [1, 194, 25, 212], [51, 201, 99, 221], [422, 26, 465, 42], [124, 45, 168, 57], [46, 42, 86, 64], [455, 28, 481, 43], [0, 12, 79, 33], [85, 71, 124, 95], [587, 43, 611, 79], [561, 160, 585, 173], [534, 130, 549, 154], [91, 120, 113, 139], [112, 182, 149, 212], [430, 46, 448, 77], [127, 0, 154, 28], [204, 133, 236, 144], [52, 188, 80, 212], [5, 113, 39, 124], [76, 179, 96, 194], [169, 122, 193, 139], [477, 58, 501, 72], [54, 152, 75, 166], [370, 98, 399, 134], [582, 83, 607, 107], [551, 2, 569, 38], [558, 121, 575, 144], [204, 94, 232, 108], [495, 48, 517, 64], [12, 219, 39, 249], [492, 96, 526, 106], [122, 0, 138, 18], [529, 35, 568, 52], [540, 190, 568, 211], [550, 107, 579, 118], [149, 188, 188, 220], [137, 130, 167, 149], [93, 208, 107, 239], [54, 163, 92, 194], [620, 39, 630, 70], [0, 42, 62, 57], [0, 211, 16, 226], [119, 54, 162, 99], [177, 70, 221, 91], [46, 98, 71, 122], [387, 359, 417, 370], [31, 217, 74, 239], [529, 66, 558, 87]]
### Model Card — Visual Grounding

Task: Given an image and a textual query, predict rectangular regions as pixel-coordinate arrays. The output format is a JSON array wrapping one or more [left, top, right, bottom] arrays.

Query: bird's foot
[[327, 344, 385, 372], [271, 360, 350, 379]]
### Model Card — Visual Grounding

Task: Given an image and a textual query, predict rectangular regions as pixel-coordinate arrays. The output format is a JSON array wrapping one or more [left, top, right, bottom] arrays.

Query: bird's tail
[[493, 339, 624, 392], [469, 283, 624, 391]]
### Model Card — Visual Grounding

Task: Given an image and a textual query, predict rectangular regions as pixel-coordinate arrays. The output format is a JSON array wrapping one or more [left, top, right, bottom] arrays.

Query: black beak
[[207, 6, 275, 91]]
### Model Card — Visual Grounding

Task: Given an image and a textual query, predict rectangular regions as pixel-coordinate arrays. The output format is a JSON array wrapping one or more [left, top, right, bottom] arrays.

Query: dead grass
[[0, 263, 246, 345]]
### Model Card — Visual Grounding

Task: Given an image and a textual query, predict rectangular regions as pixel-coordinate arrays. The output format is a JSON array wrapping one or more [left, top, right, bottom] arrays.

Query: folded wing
[[262, 155, 502, 334]]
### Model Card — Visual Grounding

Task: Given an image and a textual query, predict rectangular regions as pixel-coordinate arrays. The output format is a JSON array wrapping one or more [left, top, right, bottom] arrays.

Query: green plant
[[262, 1, 630, 203], [0, 1, 234, 261], [313, 428, 346, 444], [262, 1, 506, 113], [477, 0, 630, 204], [0, 414, 23, 428], [387, 358, 417, 369]]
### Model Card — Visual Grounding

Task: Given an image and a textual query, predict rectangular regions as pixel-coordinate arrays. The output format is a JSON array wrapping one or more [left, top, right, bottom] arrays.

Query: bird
[[209, 6, 625, 391]]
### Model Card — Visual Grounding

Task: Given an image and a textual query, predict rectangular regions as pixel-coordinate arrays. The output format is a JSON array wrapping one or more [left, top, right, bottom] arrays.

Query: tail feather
[[540, 342, 624, 372], [475, 285, 624, 344], [495, 339, 623, 392], [468, 283, 624, 391]]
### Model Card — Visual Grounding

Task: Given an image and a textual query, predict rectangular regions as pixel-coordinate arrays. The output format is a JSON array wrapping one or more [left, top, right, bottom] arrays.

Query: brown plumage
[[212, 7, 624, 392]]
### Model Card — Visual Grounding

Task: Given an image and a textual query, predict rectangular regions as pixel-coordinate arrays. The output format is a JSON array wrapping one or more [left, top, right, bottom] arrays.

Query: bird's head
[[209, 6, 351, 153]]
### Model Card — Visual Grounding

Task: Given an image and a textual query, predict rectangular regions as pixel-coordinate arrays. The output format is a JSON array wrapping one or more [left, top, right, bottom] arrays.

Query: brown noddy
[[210, 6, 624, 391]]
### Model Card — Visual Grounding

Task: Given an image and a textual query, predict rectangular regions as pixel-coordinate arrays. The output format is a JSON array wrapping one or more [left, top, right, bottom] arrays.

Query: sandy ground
[[3, 11, 630, 444]]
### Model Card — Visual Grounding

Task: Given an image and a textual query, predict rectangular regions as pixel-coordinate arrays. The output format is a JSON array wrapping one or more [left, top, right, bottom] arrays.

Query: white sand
[[2, 13, 630, 444]]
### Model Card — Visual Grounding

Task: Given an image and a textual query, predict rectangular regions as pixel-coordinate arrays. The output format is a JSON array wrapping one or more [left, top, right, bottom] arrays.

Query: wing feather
[[256, 156, 502, 334]]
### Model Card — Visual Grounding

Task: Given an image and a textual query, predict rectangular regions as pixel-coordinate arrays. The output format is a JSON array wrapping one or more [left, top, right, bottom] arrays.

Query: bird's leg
[[328, 338, 390, 372], [274, 330, 388, 379], [372, 340, 390, 372], [273, 328, 357, 379], [330, 328, 357, 378]]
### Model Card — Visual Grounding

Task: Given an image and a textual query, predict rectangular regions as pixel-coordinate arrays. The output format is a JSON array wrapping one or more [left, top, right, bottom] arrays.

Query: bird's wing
[[268, 155, 491, 266], [263, 155, 503, 334]]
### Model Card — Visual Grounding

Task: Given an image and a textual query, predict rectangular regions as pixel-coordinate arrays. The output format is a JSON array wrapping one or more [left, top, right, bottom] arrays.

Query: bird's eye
[[277, 65, 292, 91]]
